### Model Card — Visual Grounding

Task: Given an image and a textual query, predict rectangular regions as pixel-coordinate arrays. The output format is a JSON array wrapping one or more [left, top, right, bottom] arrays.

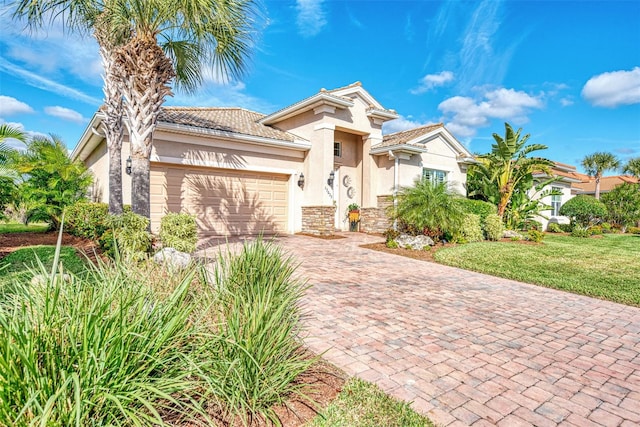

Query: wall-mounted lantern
[[297, 172, 305, 189], [327, 170, 335, 187], [126, 156, 132, 175]]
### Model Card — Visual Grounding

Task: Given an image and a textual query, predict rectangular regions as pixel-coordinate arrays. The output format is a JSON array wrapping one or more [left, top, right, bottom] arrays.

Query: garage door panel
[[150, 164, 289, 236]]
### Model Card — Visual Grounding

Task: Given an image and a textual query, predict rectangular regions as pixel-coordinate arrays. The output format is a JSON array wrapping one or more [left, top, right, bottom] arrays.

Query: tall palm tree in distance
[[581, 152, 620, 199], [13, 0, 257, 219], [622, 157, 640, 179]]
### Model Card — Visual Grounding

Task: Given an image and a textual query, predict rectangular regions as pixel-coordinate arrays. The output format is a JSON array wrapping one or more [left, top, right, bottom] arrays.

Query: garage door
[[150, 164, 289, 236]]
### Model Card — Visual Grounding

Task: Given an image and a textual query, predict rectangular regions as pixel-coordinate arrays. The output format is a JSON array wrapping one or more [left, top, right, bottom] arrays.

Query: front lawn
[[433, 234, 640, 306], [0, 246, 88, 287], [0, 222, 49, 234]]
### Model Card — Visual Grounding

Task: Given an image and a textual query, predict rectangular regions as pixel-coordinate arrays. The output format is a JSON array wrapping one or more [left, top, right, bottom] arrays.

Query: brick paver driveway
[[273, 233, 640, 426]]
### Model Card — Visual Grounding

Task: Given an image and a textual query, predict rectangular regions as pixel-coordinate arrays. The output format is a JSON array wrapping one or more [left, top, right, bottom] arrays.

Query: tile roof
[[158, 107, 305, 142], [374, 123, 444, 149], [573, 175, 639, 194]]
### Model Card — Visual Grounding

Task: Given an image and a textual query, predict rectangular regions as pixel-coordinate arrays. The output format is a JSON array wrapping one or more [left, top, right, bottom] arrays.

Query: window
[[422, 168, 447, 184], [333, 141, 342, 157], [551, 187, 562, 216]]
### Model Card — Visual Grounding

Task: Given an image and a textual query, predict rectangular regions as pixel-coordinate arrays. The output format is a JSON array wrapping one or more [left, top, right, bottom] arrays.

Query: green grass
[[0, 222, 49, 233], [309, 378, 433, 427], [434, 234, 640, 306]]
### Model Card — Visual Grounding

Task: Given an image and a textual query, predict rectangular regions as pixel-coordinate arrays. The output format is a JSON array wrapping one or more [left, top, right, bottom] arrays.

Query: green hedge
[[455, 199, 497, 224], [64, 202, 109, 240], [160, 213, 198, 253]]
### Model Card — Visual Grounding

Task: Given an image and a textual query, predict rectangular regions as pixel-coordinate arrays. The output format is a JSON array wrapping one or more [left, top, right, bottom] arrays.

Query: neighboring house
[[573, 175, 639, 196], [533, 162, 639, 230], [72, 82, 475, 237], [532, 162, 584, 229]]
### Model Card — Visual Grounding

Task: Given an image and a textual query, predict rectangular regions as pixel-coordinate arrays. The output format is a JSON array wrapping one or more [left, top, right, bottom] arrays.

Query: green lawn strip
[[0, 223, 49, 234], [0, 246, 88, 283], [309, 378, 433, 427], [434, 234, 640, 306]]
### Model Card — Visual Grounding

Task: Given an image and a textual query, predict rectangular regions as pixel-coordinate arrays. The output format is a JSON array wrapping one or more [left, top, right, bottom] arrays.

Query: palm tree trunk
[[114, 37, 174, 220], [99, 43, 125, 215], [595, 176, 601, 199]]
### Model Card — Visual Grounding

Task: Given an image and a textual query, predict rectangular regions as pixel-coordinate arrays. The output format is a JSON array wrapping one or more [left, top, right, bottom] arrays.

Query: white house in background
[[532, 162, 583, 230], [72, 82, 475, 237], [533, 162, 639, 230]]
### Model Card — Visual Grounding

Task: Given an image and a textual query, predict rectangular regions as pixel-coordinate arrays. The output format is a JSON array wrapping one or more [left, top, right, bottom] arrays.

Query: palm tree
[[622, 157, 640, 179], [468, 122, 554, 219], [391, 180, 466, 239], [108, 0, 255, 218], [13, 0, 256, 219], [0, 124, 27, 178], [14, 1, 129, 214], [581, 152, 620, 199]]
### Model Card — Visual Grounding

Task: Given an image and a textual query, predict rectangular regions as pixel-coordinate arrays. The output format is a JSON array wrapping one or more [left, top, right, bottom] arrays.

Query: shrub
[[457, 213, 484, 243], [484, 214, 504, 241], [588, 225, 603, 235], [559, 195, 608, 227], [629, 226, 640, 234], [522, 220, 543, 231], [99, 211, 152, 261], [601, 183, 640, 228], [65, 202, 109, 240], [571, 226, 590, 238], [391, 181, 465, 241], [527, 229, 545, 243], [209, 239, 314, 423], [546, 223, 563, 233], [383, 227, 400, 243], [160, 212, 198, 253], [386, 240, 399, 249], [455, 199, 497, 224], [601, 222, 612, 233], [0, 256, 210, 425], [559, 223, 573, 233]]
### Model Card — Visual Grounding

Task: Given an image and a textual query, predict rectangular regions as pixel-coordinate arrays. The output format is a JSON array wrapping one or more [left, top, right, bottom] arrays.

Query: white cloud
[[560, 97, 574, 107], [0, 58, 101, 106], [410, 71, 454, 95], [44, 106, 88, 124], [438, 87, 544, 137], [1, 11, 102, 86], [582, 67, 640, 108], [0, 96, 34, 116], [383, 115, 434, 134], [295, 0, 327, 38]]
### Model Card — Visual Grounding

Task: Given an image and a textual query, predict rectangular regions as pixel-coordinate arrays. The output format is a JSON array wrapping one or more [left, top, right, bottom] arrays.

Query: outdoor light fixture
[[297, 172, 305, 189], [126, 156, 132, 175], [327, 170, 335, 187]]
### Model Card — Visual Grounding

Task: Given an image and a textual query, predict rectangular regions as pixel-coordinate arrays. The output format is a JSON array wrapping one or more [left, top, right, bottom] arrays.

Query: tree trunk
[[113, 37, 174, 220], [130, 154, 151, 219], [96, 30, 124, 215], [594, 176, 601, 199]]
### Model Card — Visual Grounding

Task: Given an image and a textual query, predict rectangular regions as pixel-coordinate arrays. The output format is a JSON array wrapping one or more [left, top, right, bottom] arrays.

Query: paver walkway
[[272, 233, 640, 426]]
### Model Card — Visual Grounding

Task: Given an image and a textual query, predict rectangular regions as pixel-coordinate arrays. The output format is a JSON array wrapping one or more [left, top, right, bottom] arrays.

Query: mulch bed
[[0, 231, 102, 264]]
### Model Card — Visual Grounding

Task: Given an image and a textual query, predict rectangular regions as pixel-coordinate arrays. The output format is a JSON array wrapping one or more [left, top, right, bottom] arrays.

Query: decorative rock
[[395, 234, 435, 250], [503, 230, 523, 239], [153, 247, 192, 271]]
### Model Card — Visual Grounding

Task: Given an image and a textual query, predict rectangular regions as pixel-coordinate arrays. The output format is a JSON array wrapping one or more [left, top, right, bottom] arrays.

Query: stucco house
[[72, 82, 475, 237], [533, 162, 639, 230]]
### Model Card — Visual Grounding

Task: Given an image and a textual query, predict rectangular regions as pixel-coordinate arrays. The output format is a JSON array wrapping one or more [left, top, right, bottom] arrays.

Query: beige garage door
[[150, 164, 289, 236]]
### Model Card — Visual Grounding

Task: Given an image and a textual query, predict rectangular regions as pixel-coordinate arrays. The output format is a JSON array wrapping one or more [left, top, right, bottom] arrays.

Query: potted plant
[[347, 203, 360, 232]]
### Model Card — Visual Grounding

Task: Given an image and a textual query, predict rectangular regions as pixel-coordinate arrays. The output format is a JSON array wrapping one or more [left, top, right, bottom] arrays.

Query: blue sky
[[1, 0, 639, 172]]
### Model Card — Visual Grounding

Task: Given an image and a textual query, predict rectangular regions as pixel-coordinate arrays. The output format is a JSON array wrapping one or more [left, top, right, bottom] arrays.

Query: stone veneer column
[[301, 206, 336, 236], [359, 194, 393, 233]]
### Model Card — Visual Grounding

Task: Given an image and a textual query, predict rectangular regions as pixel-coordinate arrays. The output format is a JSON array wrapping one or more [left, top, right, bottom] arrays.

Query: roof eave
[[258, 93, 354, 125], [366, 108, 399, 122], [370, 144, 429, 156], [158, 122, 312, 151], [71, 112, 104, 162]]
